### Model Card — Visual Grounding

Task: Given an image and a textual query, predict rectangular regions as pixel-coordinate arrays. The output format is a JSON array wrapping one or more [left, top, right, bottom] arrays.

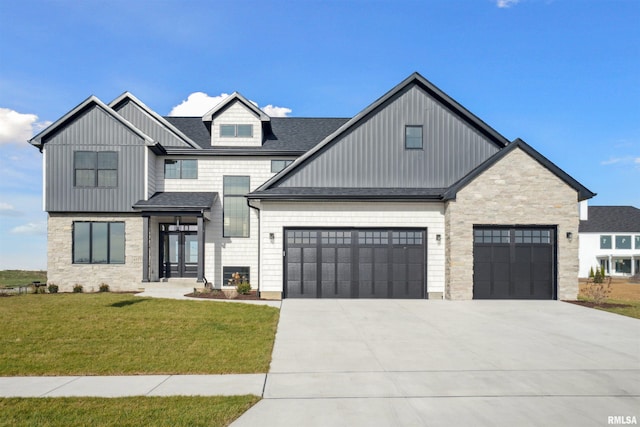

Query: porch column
[[197, 215, 205, 283], [142, 215, 150, 282]]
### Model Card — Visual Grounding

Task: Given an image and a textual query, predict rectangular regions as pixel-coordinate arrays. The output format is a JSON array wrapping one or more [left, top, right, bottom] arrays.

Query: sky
[[0, 0, 638, 270]]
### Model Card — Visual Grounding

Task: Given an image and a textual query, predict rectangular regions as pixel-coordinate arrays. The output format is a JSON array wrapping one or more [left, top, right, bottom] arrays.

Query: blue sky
[[0, 0, 638, 270]]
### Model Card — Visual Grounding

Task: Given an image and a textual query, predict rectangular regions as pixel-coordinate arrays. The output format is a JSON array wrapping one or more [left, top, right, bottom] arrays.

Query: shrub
[[236, 280, 251, 295], [584, 277, 612, 305], [47, 284, 59, 294], [99, 283, 110, 293], [593, 267, 603, 284], [73, 284, 84, 293], [588, 266, 594, 278]]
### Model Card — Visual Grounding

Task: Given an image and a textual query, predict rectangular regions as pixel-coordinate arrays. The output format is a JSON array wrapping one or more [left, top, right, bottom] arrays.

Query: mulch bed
[[185, 290, 263, 300], [564, 300, 631, 309]]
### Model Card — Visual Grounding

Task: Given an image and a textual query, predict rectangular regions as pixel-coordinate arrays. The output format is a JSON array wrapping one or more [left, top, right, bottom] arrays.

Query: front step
[[141, 278, 204, 291]]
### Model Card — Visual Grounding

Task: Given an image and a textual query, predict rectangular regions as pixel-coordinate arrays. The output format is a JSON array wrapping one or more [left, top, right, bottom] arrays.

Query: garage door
[[473, 227, 555, 299], [285, 229, 426, 299]]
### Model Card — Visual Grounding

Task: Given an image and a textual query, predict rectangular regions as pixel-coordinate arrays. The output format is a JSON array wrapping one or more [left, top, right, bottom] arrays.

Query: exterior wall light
[[566, 232, 573, 241], [436, 234, 442, 242], [269, 232, 275, 242]]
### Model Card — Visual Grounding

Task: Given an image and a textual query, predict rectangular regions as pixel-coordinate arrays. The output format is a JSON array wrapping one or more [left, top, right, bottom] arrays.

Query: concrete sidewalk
[[0, 374, 266, 398]]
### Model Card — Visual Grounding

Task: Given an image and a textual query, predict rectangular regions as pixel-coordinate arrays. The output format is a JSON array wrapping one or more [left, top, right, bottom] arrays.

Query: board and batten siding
[[278, 84, 500, 189], [258, 201, 446, 298], [211, 102, 263, 147], [113, 100, 191, 147], [43, 105, 146, 212]]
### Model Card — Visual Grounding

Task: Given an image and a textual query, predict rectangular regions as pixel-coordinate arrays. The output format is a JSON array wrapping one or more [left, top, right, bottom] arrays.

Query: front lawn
[[0, 395, 259, 427], [0, 270, 47, 287], [0, 293, 279, 375], [577, 279, 640, 319]]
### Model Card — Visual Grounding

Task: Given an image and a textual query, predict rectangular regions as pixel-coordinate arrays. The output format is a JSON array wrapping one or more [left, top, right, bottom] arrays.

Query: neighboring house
[[578, 205, 640, 277], [30, 72, 595, 300]]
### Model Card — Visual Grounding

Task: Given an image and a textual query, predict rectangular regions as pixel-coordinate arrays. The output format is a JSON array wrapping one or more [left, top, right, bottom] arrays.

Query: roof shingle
[[579, 206, 640, 232]]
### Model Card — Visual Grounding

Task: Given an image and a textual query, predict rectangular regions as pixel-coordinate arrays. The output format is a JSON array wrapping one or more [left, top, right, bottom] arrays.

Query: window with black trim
[[220, 124, 253, 137], [223, 266, 250, 286], [164, 159, 197, 179], [74, 151, 118, 187], [223, 176, 250, 237], [405, 125, 423, 149], [271, 159, 293, 173], [73, 222, 125, 264]]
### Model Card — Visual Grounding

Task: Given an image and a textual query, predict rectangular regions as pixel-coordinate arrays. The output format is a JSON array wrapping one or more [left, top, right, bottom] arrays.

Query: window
[[600, 235, 612, 249], [615, 235, 632, 249], [74, 151, 118, 187], [73, 222, 125, 264], [405, 125, 423, 149], [223, 176, 250, 237], [599, 258, 609, 274], [271, 160, 293, 173], [223, 267, 250, 286], [164, 159, 197, 179], [474, 229, 510, 244], [636, 236, 640, 249], [220, 124, 253, 138], [614, 258, 631, 274]]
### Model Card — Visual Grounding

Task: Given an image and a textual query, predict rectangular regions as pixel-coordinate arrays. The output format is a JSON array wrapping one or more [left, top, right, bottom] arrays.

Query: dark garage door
[[473, 227, 555, 299], [285, 229, 426, 299]]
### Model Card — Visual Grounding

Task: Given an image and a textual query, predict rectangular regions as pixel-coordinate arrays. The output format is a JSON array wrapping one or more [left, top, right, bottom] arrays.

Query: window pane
[[271, 160, 285, 173], [224, 196, 249, 237], [224, 176, 250, 195], [181, 160, 198, 179], [636, 236, 640, 249], [614, 259, 631, 274], [223, 267, 250, 285], [220, 124, 236, 137], [600, 235, 612, 249], [237, 124, 253, 137], [75, 170, 95, 187], [73, 223, 91, 263], [97, 152, 117, 169], [97, 170, 117, 187], [91, 223, 109, 263], [164, 160, 180, 179], [405, 126, 423, 149], [75, 151, 96, 169], [615, 235, 631, 249], [109, 222, 125, 264]]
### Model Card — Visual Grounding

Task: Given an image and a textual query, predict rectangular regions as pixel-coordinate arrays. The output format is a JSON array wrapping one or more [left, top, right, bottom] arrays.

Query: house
[[578, 205, 640, 277], [30, 72, 595, 300]]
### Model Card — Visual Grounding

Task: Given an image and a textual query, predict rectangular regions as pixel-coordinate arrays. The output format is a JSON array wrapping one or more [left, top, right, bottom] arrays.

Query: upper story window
[[615, 235, 632, 249], [271, 160, 293, 173], [600, 235, 612, 249], [223, 176, 250, 237], [73, 221, 125, 264], [74, 151, 118, 187], [635, 235, 640, 249], [405, 125, 423, 149], [220, 124, 253, 138], [164, 159, 197, 179]]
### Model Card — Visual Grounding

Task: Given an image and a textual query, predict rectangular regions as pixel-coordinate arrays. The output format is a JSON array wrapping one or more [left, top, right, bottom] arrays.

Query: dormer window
[[220, 124, 253, 138]]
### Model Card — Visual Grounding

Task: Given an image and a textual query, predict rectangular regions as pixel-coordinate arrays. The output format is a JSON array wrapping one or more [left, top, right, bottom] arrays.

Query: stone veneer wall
[[445, 148, 580, 300], [47, 213, 143, 292]]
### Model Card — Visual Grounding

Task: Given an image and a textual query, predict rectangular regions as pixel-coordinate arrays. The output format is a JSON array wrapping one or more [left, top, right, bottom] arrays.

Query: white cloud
[[0, 202, 22, 216], [10, 221, 47, 235], [0, 108, 51, 145], [168, 92, 292, 117], [635, 158, 640, 164], [496, 0, 520, 8]]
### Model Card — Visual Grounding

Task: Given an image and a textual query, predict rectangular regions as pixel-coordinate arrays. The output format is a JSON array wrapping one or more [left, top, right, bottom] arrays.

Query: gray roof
[[579, 206, 640, 232], [246, 187, 446, 200], [164, 117, 348, 152], [133, 192, 218, 211]]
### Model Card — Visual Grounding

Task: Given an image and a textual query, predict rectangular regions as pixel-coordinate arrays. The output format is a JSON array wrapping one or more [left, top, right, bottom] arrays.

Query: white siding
[[579, 232, 640, 277], [258, 201, 446, 296], [211, 103, 263, 147]]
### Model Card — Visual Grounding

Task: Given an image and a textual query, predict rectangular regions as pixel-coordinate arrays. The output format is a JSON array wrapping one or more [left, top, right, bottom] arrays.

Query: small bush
[[236, 281, 251, 295], [48, 284, 59, 294], [99, 283, 110, 293], [73, 284, 84, 293], [584, 277, 612, 305], [588, 266, 594, 278]]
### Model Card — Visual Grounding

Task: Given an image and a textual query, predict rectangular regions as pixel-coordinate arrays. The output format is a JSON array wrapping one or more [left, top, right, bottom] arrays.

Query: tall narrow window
[[223, 176, 250, 237], [73, 222, 125, 264], [405, 125, 423, 149], [74, 151, 118, 187]]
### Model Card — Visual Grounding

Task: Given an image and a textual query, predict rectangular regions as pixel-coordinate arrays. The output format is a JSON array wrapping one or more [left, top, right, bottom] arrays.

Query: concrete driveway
[[233, 300, 639, 427]]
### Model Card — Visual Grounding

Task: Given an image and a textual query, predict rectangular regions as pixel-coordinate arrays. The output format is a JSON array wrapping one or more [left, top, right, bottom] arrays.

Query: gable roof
[[29, 95, 156, 149], [253, 72, 511, 193], [201, 92, 270, 123], [443, 138, 596, 202], [579, 206, 640, 232], [109, 92, 201, 149]]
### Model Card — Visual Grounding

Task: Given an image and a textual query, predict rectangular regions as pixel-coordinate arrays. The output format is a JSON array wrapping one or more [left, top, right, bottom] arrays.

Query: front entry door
[[161, 225, 198, 278]]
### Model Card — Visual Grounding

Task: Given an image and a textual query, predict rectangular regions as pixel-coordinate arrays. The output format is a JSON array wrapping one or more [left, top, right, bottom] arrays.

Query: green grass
[[0, 293, 279, 375], [0, 395, 259, 427], [0, 270, 47, 287], [594, 299, 640, 319]]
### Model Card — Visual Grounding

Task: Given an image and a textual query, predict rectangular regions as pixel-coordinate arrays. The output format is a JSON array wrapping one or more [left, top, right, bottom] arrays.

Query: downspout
[[248, 199, 261, 298]]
